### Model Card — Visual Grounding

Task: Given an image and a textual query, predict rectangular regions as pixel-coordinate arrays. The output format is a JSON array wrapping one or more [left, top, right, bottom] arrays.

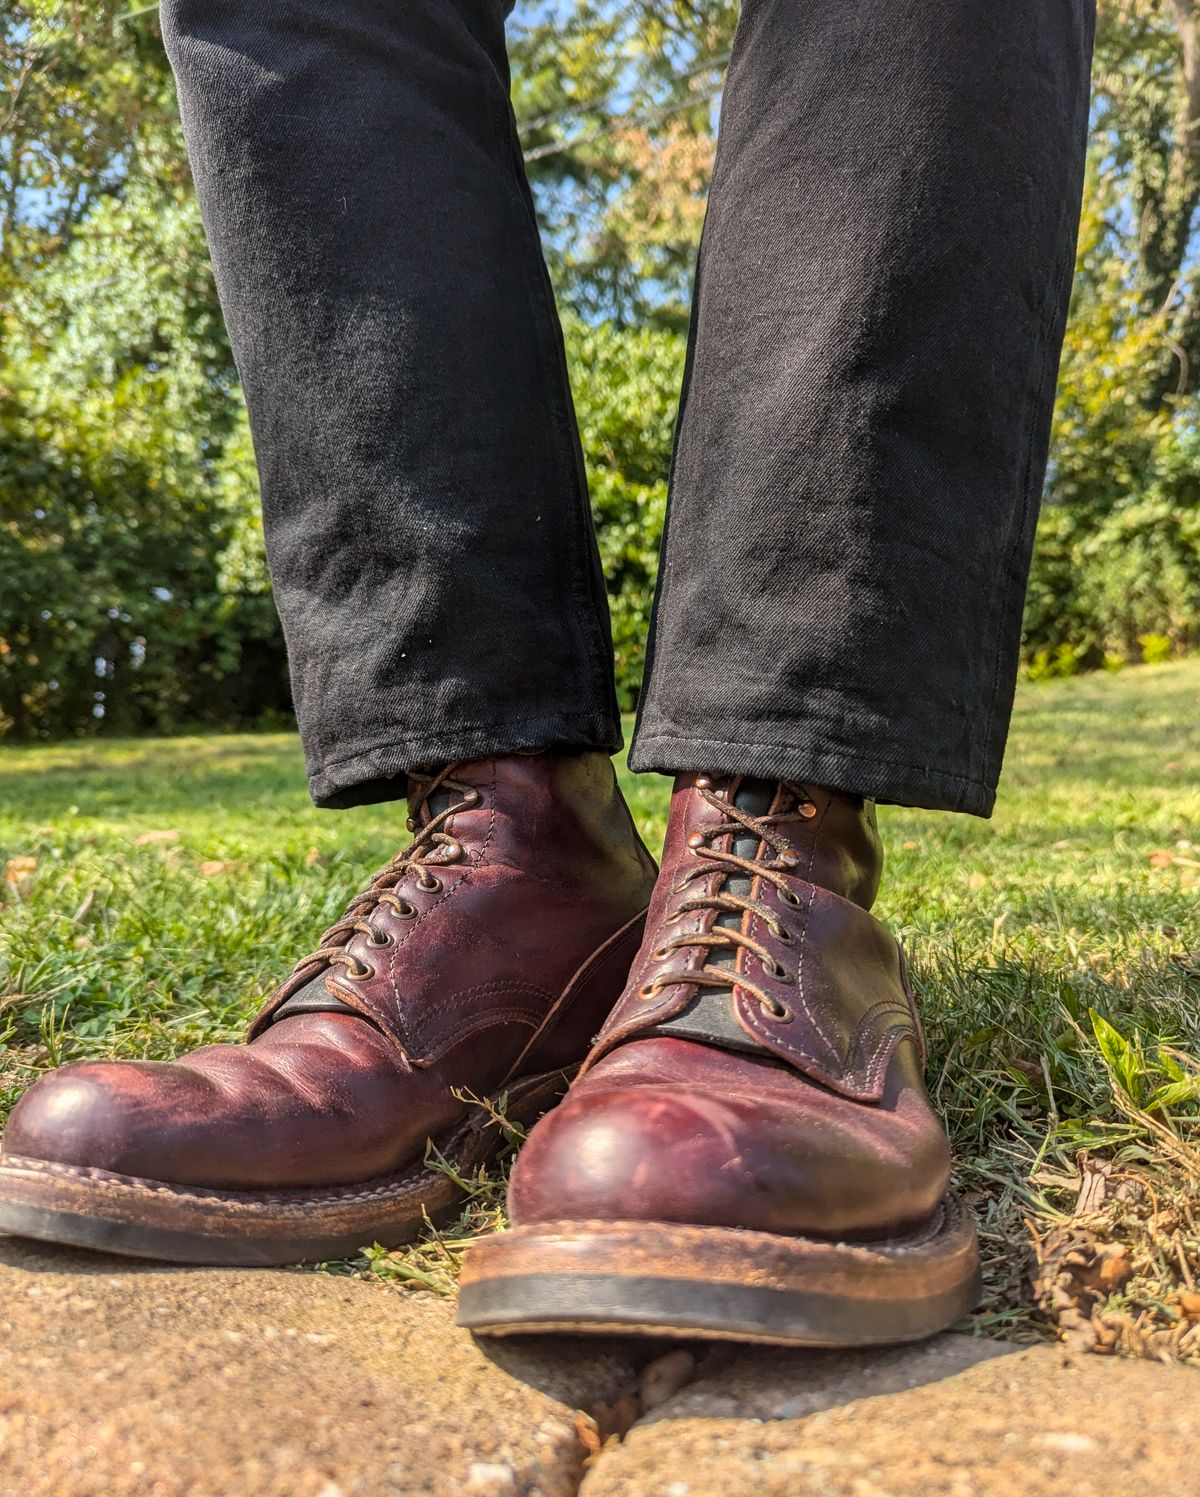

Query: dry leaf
[[198, 860, 236, 877], [638, 1349, 696, 1411], [304, 846, 323, 867], [4, 856, 37, 901], [133, 829, 180, 847], [1149, 849, 1178, 868]]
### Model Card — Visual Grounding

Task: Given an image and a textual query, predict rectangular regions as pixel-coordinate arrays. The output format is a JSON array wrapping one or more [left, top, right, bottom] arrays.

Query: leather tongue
[[648, 776, 779, 1055], [274, 971, 357, 1018]]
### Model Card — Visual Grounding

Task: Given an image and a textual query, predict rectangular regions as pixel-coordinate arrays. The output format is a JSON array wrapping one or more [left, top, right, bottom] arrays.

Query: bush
[[565, 316, 684, 707]]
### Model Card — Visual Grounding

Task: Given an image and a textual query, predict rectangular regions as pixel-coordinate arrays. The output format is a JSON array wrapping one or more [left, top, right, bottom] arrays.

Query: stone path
[[0, 1234, 1195, 1496]]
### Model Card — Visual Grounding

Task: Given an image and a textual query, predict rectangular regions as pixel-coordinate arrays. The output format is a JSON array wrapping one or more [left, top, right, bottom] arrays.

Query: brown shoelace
[[640, 777, 816, 1022], [288, 764, 477, 985]]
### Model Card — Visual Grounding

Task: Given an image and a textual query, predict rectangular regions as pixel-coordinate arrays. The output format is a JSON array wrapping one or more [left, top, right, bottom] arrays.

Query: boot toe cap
[[2, 1062, 171, 1175], [507, 1041, 951, 1238]]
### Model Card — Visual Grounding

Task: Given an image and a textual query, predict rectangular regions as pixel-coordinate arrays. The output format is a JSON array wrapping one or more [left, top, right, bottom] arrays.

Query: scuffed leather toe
[[2, 1059, 207, 1176], [1, 1016, 453, 1189], [508, 1036, 952, 1240]]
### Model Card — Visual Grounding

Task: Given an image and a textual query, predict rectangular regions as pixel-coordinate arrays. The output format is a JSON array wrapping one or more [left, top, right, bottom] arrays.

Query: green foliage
[[1026, 105, 1200, 673], [0, 156, 287, 737], [565, 316, 683, 706]]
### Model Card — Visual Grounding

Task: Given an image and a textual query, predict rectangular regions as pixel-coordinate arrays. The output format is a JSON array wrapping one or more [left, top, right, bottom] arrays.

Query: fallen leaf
[[4, 856, 37, 901], [133, 829, 180, 847], [304, 846, 323, 867], [638, 1349, 696, 1411], [198, 860, 236, 877], [1178, 1291, 1200, 1321], [1149, 849, 1177, 868]]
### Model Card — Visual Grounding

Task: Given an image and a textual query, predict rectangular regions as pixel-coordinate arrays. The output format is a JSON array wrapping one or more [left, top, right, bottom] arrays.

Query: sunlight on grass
[[1, 659, 1198, 1354]]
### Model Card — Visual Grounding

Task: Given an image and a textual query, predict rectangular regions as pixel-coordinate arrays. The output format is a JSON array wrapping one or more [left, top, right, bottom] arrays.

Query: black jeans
[[162, 0, 1095, 817]]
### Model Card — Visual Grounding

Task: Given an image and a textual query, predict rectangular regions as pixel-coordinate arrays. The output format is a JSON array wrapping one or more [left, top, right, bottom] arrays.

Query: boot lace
[[639, 777, 816, 1022], [289, 764, 477, 985]]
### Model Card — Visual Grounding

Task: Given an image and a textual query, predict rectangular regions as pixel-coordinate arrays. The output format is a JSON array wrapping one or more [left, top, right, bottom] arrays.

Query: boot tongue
[[712, 777, 775, 975], [647, 775, 781, 1055], [411, 773, 460, 826]]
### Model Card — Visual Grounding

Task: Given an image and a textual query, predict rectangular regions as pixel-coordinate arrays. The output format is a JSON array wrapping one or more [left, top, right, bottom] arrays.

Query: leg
[[168, 0, 619, 807], [0, 0, 657, 1263], [632, 0, 1094, 817], [463, 0, 1095, 1344]]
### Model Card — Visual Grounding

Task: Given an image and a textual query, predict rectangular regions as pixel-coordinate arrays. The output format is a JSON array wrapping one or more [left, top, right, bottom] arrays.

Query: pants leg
[[630, 0, 1096, 816], [160, 0, 620, 808]]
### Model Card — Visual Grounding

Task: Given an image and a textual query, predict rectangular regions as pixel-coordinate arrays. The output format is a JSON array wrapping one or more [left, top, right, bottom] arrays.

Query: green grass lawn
[[2, 660, 1199, 1352]]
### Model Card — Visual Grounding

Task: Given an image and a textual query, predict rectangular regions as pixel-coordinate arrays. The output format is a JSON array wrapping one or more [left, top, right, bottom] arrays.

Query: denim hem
[[627, 730, 997, 818], [308, 712, 624, 809]]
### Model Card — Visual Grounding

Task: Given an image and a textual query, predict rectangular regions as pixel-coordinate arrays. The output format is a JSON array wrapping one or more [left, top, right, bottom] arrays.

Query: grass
[[1, 659, 1199, 1355]]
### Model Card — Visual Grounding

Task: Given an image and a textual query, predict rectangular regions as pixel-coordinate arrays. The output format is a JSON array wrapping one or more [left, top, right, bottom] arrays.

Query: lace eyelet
[[763, 1000, 793, 1023], [652, 946, 672, 960], [638, 983, 662, 1001], [766, 959, 792, 983], [345, 960, 374, 981], [781, 890, 802, 908], [418, 875, 442, 894], [772, 924, 793, 943], [443, 841, 464, 861], [687, 833, 707, 852], [365, 927, 392, 948]]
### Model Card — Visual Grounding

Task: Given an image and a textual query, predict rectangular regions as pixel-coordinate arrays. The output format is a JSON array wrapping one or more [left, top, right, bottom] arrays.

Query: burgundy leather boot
[[459, 773, 980, 1346], [0, 753, 657, 1265]]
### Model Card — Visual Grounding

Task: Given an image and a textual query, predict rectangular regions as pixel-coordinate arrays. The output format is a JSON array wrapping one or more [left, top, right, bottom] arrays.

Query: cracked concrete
[[0, 1236, 631, 1496], [0, 1235, 1196, 1496]]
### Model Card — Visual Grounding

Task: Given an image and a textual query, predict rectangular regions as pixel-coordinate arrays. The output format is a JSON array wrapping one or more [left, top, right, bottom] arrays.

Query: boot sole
[[0, 1068, 569, 1266], [456, 1194, 981, 1347]]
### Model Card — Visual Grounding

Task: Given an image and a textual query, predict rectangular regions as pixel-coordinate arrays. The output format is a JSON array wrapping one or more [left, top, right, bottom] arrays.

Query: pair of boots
[[0, 753, 979, 1346]]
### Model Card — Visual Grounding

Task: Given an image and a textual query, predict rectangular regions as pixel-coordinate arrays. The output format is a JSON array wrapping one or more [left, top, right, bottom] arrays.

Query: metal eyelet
[[772, 924, 793, 943], [763, 999, 793, 1023], [686, 833, 707, 852], [652, 946, 672, 960], [443, 841, 464, 861], [766, 959, 792, 983], [418, 875, 442, 894], [345, 960, 374, 981], [781, 890, 802, 908], [638, 983, 662, 1001], [365, 926, 392, 948]]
